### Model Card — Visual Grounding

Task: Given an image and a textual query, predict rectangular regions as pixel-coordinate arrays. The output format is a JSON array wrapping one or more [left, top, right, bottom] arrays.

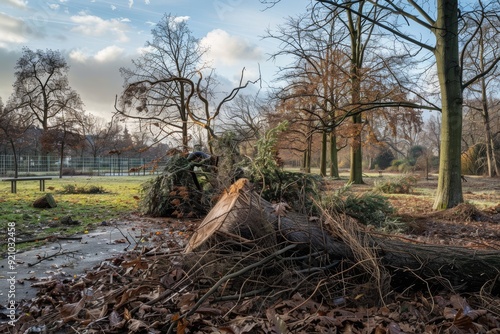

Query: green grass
[[0, 176, 148, 252]]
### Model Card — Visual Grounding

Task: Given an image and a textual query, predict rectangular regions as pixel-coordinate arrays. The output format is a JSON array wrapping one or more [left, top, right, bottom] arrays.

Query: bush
[[461, 143, 486, 175], [373, 147, 395, 170], [325, 184, 394, 228], [247, 121, 323, 214], [374, 175, 417, 194], [342, 192, 394, 227], [61, 184, 106, 194]]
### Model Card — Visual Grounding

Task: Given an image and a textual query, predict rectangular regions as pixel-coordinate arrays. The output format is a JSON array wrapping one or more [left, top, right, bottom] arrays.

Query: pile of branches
[[140, 154, 213, 218], [8, 180, 500, 333], [8, 217, 500, 333]]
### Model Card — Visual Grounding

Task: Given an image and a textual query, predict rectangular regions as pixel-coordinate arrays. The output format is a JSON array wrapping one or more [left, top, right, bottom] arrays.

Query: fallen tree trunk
[[185, 179, 500, 293]]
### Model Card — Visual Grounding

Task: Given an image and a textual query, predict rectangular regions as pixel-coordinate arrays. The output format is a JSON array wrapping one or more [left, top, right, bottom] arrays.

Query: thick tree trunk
[[320, 130, 327, 177], [349, 114, 364, 184], [330, 132, 339, 178], [432, 0, 464, 209], [187, 179, 500, 293]]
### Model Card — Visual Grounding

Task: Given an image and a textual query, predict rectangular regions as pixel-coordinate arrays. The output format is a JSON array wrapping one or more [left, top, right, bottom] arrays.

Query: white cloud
[[136, 45, 154, 55], [94, 45, 125, 62], [121, 18, 131, 22], [48, 3, 60, 10], [111, 5, 117, 11], [200, 29, 263, 66], [69, 49, 89, 63], [129, 0, 150, 8], [71, 14, 129, 43], [5, 0, 28, 9], [0, 13, 28, 47], [172, 16, 189, 24]]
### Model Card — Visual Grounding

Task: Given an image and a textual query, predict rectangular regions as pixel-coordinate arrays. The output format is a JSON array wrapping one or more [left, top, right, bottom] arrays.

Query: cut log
[[185, 178, 340, 255], [374, 238, 500, 292], [33, 193, 57, 209], [185, 178, 277, 252], [185, 178, 500, 293]]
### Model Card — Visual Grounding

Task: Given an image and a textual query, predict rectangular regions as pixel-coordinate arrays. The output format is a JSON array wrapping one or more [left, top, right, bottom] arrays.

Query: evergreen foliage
[[248, 121, 322, 214], [374, 175, 418, 194], [325, 183, 394, 228]]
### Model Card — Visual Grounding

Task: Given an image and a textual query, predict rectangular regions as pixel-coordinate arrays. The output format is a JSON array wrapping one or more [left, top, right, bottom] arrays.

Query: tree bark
[[187, 179, 500, 293], [320, 130, 327, 177], [432, 0, 464, 209], [330, 132, 339, 178]]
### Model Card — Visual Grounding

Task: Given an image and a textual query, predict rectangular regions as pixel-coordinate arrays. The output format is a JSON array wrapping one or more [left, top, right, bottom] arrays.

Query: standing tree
[[221, 94, 269, 157], [78, 113, 122, 159], [10, 48, 83, 155], [269, 0, 500, 209], [118, 14, 207, 151], [0, 98, 32, 177], [267, 12, 351, 179], [268, 5, 424, 182], [461, 2, 500, 177]]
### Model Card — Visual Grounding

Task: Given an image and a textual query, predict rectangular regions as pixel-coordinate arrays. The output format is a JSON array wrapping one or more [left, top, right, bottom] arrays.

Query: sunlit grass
[[0, 176, 150, 252]]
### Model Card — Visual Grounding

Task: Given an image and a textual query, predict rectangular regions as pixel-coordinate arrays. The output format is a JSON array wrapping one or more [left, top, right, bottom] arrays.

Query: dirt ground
[[338, 174, 500, 250], [2, 174, 500, 333]]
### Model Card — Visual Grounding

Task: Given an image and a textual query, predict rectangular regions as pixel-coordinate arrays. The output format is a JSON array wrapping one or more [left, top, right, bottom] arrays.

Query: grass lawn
[[0, 176, 152, 252]]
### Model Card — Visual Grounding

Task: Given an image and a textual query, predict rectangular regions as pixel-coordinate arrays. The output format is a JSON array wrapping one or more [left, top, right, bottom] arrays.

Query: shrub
[[374, 175, 418, 194], [342, 192, 394, 227], [373, 147, 395, 170], [247, 122, 322, 214], [325, 184, 394, 227], [61, 184, 106, 194], [461, 143, 487, 175]]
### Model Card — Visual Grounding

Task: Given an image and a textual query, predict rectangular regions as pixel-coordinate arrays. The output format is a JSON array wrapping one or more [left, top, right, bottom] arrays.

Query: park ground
[[0, 172, 499, 332]]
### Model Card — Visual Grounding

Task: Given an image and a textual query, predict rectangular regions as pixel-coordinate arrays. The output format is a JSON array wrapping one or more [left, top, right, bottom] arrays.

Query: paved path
[[0, 220, 166, 320]]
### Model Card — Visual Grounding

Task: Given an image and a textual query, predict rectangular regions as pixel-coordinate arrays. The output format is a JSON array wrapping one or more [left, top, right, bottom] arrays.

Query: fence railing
[[0, 155, 168, 177]]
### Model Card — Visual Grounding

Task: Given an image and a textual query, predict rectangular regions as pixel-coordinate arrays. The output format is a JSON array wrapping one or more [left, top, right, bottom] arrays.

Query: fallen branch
[[28, 250, 80, 267]]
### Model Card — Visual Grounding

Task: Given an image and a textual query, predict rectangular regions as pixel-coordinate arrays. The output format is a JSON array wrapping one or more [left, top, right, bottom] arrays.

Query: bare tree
[[44, 110, 82, 178], [10, 48, 83, 154], [117, 68, 260, 155], [221, 94, 269, 157], [462, 2, 500, 177], [0, 98, 32, 177], [268, 5, 425, 181], [117, 14, 207, 151], [267, 11, 352, 178], [77, 113, 122, 159]]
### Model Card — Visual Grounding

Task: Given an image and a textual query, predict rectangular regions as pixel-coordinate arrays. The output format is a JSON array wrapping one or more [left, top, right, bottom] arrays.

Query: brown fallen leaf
[[452, 309, 476, 332], [115, 286, 150, 309], [128, 318, 149, 333]]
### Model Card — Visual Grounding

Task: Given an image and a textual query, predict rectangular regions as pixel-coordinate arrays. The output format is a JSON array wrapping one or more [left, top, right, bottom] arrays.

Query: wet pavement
[[0, 220, 160, 315]]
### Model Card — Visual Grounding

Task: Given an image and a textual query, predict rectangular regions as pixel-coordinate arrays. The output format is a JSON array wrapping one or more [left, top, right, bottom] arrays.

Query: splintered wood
[[185, 178, 276, 252]]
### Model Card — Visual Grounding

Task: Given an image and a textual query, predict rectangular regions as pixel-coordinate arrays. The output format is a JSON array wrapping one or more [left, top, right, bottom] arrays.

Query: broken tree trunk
[[185, 178, 342, 255], [185, 178, 500, 293]]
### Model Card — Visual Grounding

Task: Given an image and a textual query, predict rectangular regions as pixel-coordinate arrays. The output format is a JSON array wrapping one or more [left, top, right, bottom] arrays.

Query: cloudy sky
[[0, 0, 307, 119]]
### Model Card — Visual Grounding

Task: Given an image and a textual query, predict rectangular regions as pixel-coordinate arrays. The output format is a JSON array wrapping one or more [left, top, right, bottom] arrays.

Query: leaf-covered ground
[[1, 174, 499, 333]]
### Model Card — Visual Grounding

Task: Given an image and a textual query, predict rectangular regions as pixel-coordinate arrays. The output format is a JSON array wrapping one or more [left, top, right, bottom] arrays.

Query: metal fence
[[0, 155, 168, 177]]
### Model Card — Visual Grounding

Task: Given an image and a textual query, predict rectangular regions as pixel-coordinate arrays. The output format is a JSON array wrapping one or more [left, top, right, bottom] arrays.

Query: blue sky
[[0, 0, 308, 118]]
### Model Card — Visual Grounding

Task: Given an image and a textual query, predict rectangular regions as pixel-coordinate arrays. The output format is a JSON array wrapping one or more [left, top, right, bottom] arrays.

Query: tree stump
[[185, 178, 277, 252], [33, 193, 57, 209]]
